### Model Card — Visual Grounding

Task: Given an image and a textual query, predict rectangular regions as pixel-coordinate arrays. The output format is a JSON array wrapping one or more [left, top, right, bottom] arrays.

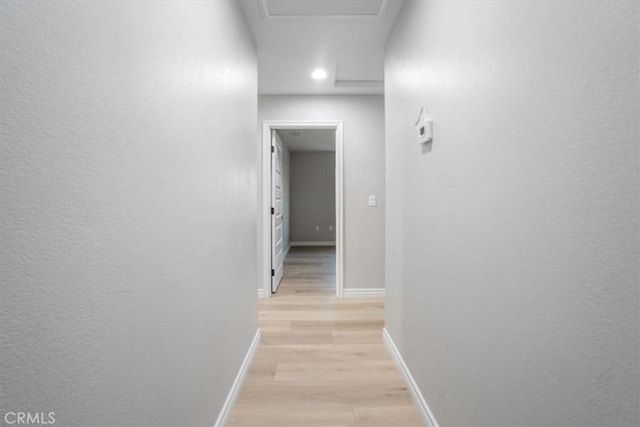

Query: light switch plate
[[368, 195, 377, 207]]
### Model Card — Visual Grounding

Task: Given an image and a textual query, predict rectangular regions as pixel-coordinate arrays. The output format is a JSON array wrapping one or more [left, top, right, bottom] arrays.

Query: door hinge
[[271, 269, 275, 277], [271, 207, 274, 215], [271, 146, 274, 153]]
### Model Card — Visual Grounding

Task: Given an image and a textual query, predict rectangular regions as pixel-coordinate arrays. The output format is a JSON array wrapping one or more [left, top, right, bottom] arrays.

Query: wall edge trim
[[213, 328, 261, 427], [382, 327, 440, 427], [342, 288, 385, 298], [290, 241, 336, 247]]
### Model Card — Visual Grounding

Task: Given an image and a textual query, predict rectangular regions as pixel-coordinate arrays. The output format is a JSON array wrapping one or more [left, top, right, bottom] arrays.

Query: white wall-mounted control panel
[[368, 195, 377, 207], [415, 107, 433, 144]]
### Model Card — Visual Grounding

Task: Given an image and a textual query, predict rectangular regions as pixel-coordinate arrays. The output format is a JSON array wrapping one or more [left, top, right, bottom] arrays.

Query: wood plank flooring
[[227, 247, 424, 427]]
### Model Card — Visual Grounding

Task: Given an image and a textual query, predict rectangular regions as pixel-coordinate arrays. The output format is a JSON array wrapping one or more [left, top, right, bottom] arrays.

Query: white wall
[[259, 95, 385, 289], [0, 2, 258, 426], [290, 151, 336, 243], [385, 1, 639, 426]]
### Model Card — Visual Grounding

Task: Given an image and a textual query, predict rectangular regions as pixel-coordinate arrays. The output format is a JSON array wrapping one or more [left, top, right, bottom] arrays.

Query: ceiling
[[239, 0, 404, 95], [277, 129, 336, 151]]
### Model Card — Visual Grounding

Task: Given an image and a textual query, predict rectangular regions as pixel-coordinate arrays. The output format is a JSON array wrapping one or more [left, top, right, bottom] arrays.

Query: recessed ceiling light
[[311, 68, 328, 80]]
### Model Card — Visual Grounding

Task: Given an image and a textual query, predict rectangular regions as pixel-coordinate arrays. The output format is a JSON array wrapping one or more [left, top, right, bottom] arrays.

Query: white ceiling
[[239, 0, 404, 95], [277, 129, 336, 151]]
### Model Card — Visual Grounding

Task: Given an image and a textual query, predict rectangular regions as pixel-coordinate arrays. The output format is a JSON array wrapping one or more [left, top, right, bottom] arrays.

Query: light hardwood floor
[[227, 247, 424, 426]]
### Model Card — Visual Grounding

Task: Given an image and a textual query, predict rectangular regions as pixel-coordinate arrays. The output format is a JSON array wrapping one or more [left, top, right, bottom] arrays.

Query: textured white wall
[[259, 95, 385, 289], [290, 151, 336, 242], [0, 2, 258, 426], [385, 1, 639, 426]]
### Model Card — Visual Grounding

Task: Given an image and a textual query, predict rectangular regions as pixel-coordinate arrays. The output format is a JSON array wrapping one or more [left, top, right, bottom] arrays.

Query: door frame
[[261, 120, 344, 298]]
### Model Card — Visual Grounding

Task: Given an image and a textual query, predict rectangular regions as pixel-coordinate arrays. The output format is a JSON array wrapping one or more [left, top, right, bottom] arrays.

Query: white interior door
[[271, 131, 284, 293]]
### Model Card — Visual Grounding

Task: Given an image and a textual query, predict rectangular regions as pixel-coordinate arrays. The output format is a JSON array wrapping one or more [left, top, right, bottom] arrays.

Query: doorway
[[261, 121, 344, 298]]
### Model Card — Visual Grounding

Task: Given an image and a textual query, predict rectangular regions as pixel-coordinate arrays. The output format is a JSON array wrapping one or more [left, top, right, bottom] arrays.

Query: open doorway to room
[[279, 129, 336, 295], [261, 121, 344, 298]]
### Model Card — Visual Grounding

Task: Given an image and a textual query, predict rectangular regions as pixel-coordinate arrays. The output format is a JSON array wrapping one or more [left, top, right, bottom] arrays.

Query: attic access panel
[[262, 0, 387, 17]]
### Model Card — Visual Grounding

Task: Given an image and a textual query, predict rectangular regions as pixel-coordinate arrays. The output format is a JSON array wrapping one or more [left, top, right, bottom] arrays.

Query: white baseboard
[[342, 288, 385, 298], [290, 241, 336, 247], [382, 328, 439, 427], [283, 243, 292, 258], [214, 329, 261, 427]]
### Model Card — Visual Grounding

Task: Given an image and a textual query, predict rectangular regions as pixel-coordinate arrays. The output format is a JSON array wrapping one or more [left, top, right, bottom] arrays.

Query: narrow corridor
[[228, 247, 423, 426]]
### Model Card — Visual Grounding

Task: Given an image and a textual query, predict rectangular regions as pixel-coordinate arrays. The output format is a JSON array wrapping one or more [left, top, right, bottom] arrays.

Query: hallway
[[1, 1, 638, 426], [228, 247, 423, 426]]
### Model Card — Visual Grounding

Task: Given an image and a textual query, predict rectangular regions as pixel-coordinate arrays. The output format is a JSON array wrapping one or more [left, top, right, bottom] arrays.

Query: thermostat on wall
[[415, 107, 433, 144]]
